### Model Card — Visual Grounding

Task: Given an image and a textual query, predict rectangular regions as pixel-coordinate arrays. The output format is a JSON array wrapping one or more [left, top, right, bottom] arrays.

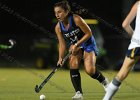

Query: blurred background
[[0, 0, 139, 71]]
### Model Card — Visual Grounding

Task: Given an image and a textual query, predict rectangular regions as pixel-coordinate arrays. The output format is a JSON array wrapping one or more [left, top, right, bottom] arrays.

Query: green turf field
[[0, 68, 140, 100]]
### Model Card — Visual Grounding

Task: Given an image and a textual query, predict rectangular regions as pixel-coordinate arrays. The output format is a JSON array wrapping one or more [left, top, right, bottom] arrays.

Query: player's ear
[[65, 10, 69, 16]]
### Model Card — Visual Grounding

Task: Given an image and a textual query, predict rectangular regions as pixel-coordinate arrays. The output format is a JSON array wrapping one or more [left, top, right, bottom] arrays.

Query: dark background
[[0, 0, 138, 69]]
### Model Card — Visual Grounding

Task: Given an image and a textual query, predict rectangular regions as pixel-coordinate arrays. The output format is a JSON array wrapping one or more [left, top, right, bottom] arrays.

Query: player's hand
[[69, 45, 80, 55], [57, 58, 63, 67]]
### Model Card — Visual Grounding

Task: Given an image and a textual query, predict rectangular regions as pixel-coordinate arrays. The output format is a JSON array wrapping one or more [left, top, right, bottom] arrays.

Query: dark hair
[[54, 0, 71, 12]]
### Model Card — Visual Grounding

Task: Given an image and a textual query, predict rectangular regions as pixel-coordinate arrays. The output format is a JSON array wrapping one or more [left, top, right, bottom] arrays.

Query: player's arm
[[122, 1, 139, 37], [73, 14, 92, 46], [55, 23, 66, 61]]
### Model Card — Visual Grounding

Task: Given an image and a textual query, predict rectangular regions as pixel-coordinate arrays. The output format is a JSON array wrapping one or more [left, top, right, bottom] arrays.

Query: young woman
[[103, 1, 140, 100], [54, 1, 109, 99]]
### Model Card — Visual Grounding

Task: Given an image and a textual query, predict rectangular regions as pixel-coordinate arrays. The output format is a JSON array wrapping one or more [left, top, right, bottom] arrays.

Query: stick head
[[35, 85, 40, 93], [9, 39, 16, 48]]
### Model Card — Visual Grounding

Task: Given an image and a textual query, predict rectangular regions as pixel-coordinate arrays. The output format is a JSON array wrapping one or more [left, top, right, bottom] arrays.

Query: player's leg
[[84, 51, 109, 91], [103, 56, 139, 100], [116, 57, 139, 81], [69, 49, 83, 99]]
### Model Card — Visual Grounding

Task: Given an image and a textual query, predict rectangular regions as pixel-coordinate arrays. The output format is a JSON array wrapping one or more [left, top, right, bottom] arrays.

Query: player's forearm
[[76, 33, 91, 46], [59, 44, 66, 59], [123, 25, 134, 37]]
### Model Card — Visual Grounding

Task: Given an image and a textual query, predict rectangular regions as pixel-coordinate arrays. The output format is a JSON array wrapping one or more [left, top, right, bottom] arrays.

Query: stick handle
[[35, 52, 72, 93]]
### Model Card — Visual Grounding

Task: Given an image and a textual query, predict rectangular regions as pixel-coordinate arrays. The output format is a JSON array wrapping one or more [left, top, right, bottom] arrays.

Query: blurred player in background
[[0, 39, 15, 49], [103, 0, 140, 100], [54, 1, 109, 99]]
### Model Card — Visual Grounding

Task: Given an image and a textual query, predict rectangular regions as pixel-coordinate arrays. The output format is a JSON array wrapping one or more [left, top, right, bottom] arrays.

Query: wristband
[[74, 43, 78, 47]]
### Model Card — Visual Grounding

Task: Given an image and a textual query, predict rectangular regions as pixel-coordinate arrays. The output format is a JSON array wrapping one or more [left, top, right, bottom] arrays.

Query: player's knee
[[69, 57, 80, 69], [85, 66, 96, 76], [69, 61, 79, 69]]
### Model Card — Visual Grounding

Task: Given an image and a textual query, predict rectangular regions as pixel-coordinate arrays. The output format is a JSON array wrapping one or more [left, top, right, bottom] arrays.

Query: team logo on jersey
[[64, 28, 80, 43], [64, 28, 80, 38]]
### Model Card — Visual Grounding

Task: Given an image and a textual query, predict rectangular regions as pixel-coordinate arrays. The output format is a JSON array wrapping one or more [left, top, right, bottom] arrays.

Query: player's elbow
[[88, 31, 92, 37], [84, 31, 92, 39], [122, 21, 129, 29], [86, 33, 92, 39], [88, 33, 92, 37]]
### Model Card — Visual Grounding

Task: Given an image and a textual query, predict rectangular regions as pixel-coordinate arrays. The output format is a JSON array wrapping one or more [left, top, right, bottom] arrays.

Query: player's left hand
[[69, 45, 80, 55]]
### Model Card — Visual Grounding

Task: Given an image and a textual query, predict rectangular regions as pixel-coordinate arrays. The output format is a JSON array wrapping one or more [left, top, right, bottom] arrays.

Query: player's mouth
[[57, 18, 60, 20]]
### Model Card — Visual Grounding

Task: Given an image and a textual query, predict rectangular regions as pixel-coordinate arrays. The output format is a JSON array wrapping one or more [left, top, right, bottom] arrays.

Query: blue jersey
[[59, 14, 98, 55]]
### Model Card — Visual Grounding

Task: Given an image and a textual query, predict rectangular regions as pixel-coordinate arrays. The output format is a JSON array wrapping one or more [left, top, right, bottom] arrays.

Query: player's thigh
[[83, 51, 96, 72], [117, 56, 140, 80], [118, 47, 140, 75], [121, 53, 140, 71], [69, 49, 83, 69]]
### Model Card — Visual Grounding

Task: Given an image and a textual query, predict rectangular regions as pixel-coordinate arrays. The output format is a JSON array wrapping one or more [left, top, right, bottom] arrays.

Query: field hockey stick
[[35, 52, 71, 93], [0, 39, 16, 49]]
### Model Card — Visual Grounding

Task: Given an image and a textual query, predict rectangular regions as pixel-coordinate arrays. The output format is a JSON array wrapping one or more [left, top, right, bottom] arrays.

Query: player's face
[[54, 6, 68, 22]]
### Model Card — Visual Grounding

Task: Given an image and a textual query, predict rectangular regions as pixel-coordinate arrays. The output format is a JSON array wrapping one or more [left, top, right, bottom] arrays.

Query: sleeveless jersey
[[129, 1, 140, 49], [59, 14, 98, 54]]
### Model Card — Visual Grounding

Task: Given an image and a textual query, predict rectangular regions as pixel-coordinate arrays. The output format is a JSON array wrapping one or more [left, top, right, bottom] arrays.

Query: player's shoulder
[[73, 14, 83, 21], [73, 14, 84, 26], [55, 22, 60, 29], [134, 0, 140, 7], [130, 0, 140, 13], [55, 22, 61, 33], [136, 0, 140, 4]]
